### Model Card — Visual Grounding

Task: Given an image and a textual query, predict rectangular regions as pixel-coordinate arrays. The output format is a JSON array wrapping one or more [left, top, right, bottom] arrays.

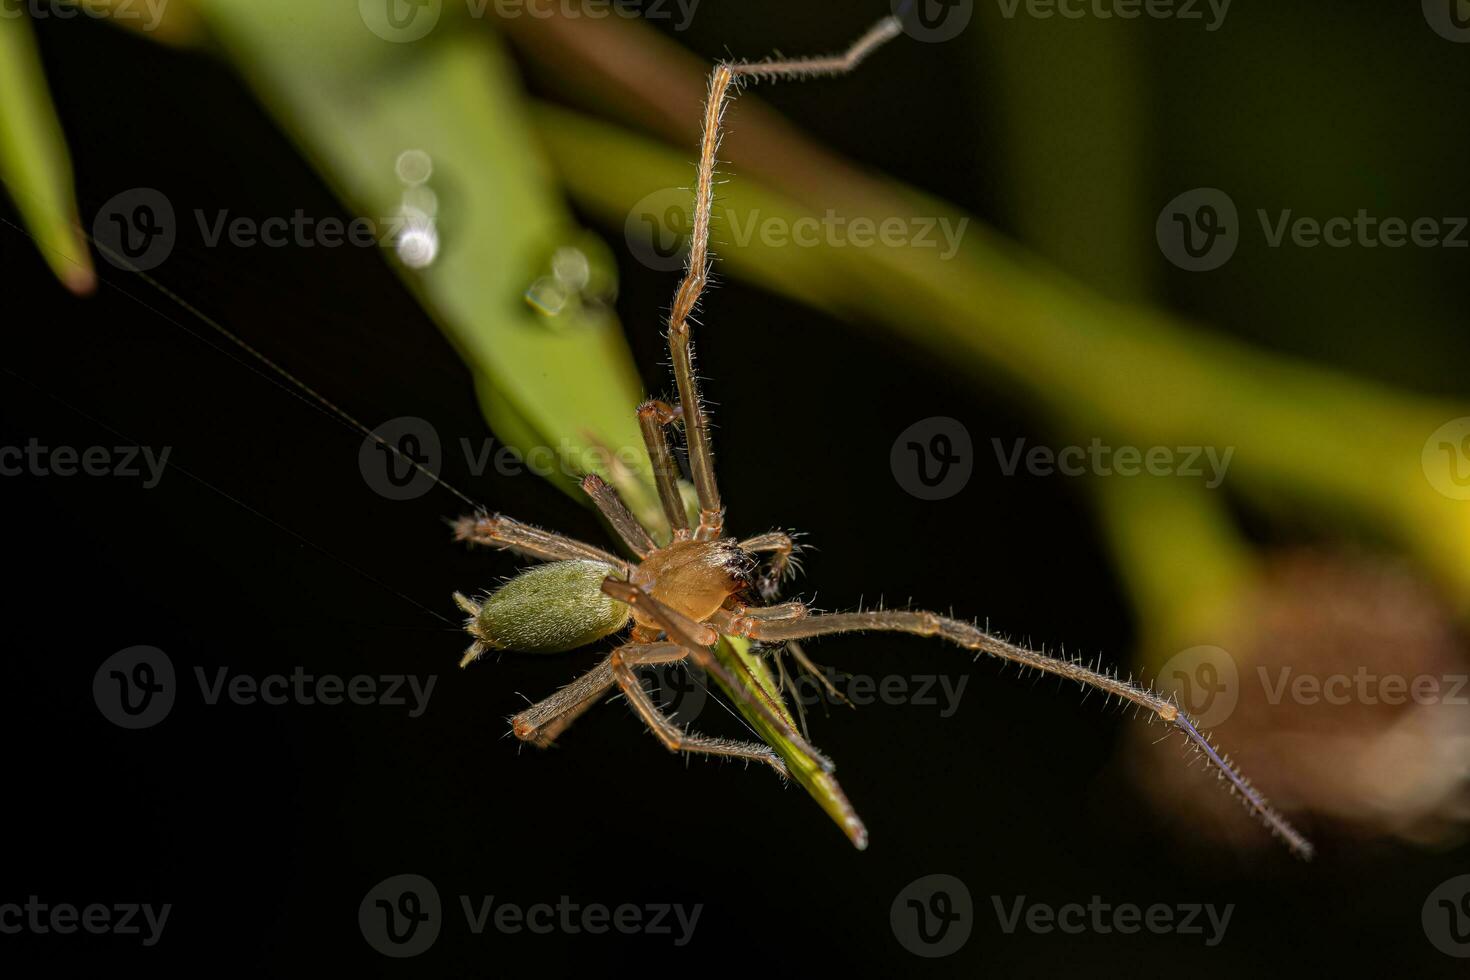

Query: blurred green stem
[[531, 101, 1470, 607]]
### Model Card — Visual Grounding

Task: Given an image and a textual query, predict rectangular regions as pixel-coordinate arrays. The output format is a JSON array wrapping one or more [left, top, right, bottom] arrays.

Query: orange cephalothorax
[[629, 538, 755, 627]]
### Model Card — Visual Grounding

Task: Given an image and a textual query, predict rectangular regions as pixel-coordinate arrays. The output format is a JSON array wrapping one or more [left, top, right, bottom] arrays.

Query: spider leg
[[600, 578, 837, 774], [659, 17, 904, 543], [782, 640, 852, 708], [452, 511, 628, 570], [711, 607, 852, 709], [665, 319, 723, 541], [580, 474, 656, 558], [510, 655, 618, 748], [637, 399, 691, 542], [721, 607, 1314, 859], [611, 642, 788, 776]]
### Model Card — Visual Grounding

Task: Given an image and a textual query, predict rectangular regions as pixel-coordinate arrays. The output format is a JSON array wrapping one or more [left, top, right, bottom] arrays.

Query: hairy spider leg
[[716, 606, 1314, 859]]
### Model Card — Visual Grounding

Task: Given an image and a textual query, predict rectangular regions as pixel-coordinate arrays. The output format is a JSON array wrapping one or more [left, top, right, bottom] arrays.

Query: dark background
[[3, 2, 1467, 975]]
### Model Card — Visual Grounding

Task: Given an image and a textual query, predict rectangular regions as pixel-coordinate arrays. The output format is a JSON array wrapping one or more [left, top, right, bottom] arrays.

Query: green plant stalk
[[0, 12, 94, 294], [982, 16, 1262, 668], [713, 636, 866, 848]]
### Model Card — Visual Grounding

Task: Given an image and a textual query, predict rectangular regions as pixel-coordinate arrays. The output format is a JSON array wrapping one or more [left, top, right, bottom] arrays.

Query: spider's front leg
[[453, 511, 628, 570]]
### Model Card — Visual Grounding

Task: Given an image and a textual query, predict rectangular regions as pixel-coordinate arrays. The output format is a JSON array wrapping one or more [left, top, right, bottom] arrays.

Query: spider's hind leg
[[510, 655, 619, 748], [601, 578, 837, 774]]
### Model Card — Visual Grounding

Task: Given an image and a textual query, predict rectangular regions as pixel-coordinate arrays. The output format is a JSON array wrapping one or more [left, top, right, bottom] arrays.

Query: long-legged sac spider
[[451, 15, 1312, 858]]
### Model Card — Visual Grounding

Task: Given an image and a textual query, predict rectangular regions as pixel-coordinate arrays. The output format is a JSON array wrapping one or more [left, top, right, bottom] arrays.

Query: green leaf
[[0, 12, 95, 294], [191, 0, 662, 525]]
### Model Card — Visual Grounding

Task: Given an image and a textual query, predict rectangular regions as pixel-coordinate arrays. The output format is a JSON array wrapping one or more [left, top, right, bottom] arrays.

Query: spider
[[450, 14, 1313, 859]]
